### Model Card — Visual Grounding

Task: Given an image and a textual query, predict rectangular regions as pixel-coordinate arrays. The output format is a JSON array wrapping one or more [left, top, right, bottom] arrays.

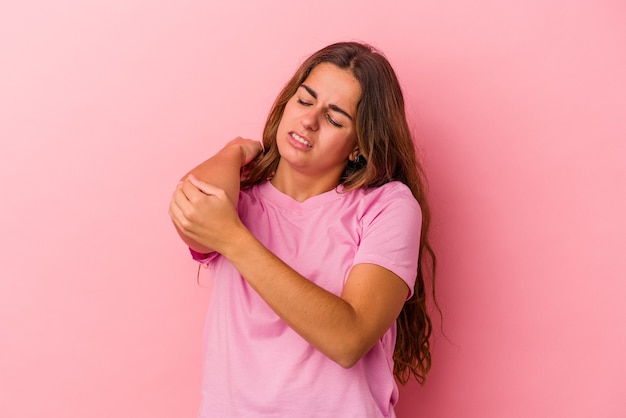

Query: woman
[[169, 41, 437, 417]]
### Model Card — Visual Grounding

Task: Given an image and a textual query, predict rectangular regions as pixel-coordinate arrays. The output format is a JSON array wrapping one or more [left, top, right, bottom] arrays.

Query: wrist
[[223, 138, 263, 166], [219, 143, 247, 167], [220, 223, 258, 262]]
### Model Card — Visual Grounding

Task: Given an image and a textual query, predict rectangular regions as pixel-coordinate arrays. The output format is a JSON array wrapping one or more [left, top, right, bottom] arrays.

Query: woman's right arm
[[169, 137, 263, 253]]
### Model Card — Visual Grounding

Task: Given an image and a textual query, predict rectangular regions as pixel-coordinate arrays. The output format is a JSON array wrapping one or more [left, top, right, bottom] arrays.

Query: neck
[[270, 162, 342, 202]]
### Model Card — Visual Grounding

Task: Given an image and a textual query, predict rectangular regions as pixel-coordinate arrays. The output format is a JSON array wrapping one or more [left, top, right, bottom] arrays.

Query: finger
[[187, 175, 224, 197], [168, 203, 184, 228], [180, 178, 211, 202], [168, 199, 186, 231], [169, 192, 202, 236], [171, 186, 202, 226], [244, 141, 264, 164], [169, 189, 190, 222]]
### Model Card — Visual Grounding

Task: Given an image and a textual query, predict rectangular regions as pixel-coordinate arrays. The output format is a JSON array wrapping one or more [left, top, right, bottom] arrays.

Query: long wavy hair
[[241, 41, 438, 385]]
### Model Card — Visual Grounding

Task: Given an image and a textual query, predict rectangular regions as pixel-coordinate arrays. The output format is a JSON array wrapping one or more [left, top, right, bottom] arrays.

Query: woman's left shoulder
[[350, 181, 422, 237], [353, 181, 416, 203], [379, 180, 414, 195], [344, 181, 420, 218]]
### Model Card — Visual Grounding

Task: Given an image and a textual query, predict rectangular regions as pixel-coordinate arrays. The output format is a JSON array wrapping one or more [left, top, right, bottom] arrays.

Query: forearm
[[222, 228, 370, 368], [176, 141, 252, 253], [173, 224, 212, 253], [171, 172, 408, 365], [183, 145, 244, 207]]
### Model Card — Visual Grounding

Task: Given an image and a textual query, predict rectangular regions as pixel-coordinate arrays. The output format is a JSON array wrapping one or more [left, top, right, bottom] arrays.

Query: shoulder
[[238, 182, 270, 205], [351, 182, 422, 288], [346, 181, 421, 221], [349, 181, 416, 201]]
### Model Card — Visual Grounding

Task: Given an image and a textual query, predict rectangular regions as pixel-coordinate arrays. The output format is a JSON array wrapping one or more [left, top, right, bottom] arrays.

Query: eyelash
[[296, 99, 343, 128]]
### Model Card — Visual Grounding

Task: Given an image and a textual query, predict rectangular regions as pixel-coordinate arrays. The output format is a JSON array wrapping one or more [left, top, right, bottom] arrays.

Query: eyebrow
[[300, 84, 354, 121]]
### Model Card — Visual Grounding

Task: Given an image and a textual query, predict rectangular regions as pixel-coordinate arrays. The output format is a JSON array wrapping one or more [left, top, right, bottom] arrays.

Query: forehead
[[302, 63, 361, 110]]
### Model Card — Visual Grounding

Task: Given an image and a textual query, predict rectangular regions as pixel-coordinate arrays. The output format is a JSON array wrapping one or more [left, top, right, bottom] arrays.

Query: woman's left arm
[[171, 177, 409, 368], [229, 239, 409, 368]]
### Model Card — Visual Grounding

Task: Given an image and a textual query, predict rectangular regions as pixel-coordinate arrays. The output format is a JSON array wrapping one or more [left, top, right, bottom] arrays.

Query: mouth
[[290, 132, 312, 148]]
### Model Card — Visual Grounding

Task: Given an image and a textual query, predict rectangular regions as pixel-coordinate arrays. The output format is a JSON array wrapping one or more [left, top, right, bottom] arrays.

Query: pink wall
[[1, 1, 624, 417]]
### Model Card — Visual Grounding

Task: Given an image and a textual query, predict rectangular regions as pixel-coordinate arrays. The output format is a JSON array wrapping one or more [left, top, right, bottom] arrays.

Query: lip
[[287, 131, 313, 150]]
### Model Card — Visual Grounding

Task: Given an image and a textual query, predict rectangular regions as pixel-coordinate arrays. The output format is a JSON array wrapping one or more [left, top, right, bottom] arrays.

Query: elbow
[[330, 340, 370, 369]]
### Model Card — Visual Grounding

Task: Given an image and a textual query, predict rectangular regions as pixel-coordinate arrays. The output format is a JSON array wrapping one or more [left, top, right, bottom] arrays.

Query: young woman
[[169, 41, 437, 418]]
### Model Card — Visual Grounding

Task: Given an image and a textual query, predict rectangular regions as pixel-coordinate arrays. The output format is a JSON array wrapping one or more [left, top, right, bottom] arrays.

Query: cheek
[[275, 112, 289, 138], [337, 132, 357, 152], [277, 118, 292, 143], [276, 104, 295, 132], [281, 100, 297, 119], [326, 135, 356, 159], [274, 121, 290, 154]]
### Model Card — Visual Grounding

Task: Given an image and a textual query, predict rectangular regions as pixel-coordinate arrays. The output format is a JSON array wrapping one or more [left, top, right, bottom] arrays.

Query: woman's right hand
[[172, 136, 264, 253]]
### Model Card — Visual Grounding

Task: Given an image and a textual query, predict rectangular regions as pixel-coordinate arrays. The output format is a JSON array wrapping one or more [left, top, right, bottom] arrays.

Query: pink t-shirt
[[193, 180, 422, 418]]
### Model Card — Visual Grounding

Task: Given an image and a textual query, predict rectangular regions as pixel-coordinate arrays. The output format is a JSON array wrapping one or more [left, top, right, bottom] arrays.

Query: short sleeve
[[189, 248, 219, 266], [352, 183, 422, 297]]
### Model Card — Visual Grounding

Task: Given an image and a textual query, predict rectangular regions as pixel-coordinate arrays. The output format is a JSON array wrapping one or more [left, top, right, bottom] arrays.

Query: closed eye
[[296, 91, 344, 128], [327, 114, 342, 128]]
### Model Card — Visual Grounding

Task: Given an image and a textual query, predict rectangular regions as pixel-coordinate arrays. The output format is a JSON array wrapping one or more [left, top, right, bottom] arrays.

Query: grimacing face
[[274, 63, 362, 183]]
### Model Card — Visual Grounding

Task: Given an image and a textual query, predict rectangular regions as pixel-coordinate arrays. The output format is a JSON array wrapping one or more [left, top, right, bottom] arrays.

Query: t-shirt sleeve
[[189, 248, 219, 265], [352, 183, 422, 298]]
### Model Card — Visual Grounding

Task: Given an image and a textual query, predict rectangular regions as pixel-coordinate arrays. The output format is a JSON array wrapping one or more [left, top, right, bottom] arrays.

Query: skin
[[169, 64, 409, 368], [272, 62, 362, 201]]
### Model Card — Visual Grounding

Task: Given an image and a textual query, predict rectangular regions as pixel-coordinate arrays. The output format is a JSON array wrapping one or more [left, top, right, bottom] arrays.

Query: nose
[[300, 107, 320, 131]]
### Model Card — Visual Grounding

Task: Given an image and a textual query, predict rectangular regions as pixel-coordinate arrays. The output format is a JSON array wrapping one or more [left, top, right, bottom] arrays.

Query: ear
[[349, 146, 360, 162]]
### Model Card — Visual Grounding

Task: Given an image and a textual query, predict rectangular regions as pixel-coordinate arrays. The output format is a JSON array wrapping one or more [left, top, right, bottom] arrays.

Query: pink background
[[1, 1, 625, 417]]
